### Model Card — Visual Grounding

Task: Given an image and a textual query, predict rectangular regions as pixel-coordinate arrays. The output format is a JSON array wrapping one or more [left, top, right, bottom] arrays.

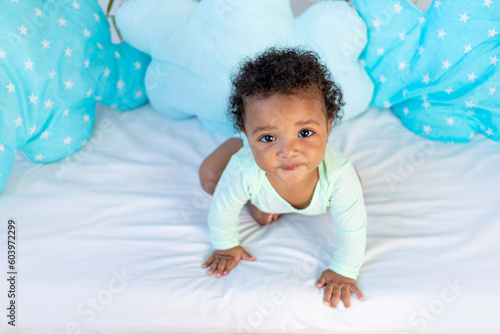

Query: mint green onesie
[[207, 136, 367, 280]]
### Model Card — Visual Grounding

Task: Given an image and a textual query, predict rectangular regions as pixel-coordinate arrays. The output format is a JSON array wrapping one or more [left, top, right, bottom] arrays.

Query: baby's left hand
[[316, 269, 364, 309]]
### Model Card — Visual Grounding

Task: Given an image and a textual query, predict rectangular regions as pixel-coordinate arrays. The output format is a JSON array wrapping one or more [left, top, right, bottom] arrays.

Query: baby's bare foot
[[248, 201, 281, 225]]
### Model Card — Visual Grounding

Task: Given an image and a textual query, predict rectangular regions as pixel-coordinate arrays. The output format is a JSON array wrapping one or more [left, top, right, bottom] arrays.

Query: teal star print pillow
[[352, 0, 499, 142], [0, 0, 151, 192], [115, 0, 374, 136]]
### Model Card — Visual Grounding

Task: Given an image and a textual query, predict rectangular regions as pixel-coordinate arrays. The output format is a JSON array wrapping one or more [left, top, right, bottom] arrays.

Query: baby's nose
[[279, 138, 299, 157]]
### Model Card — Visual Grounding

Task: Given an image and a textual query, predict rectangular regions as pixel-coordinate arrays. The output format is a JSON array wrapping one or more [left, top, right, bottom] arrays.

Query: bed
[[1, 101, 500, 333], [2, 0, 500, 333]]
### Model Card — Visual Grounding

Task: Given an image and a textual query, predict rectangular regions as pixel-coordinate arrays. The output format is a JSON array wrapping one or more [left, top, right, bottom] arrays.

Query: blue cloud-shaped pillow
[[0, 0, 151, 191], [352, 0, 499, 142], [115, 0, 374, 136]]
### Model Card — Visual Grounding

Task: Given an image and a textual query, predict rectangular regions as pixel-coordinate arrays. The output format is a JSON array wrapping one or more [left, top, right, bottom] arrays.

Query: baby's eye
[[259, 135, 275, 143], [299, 129, 314, 138]]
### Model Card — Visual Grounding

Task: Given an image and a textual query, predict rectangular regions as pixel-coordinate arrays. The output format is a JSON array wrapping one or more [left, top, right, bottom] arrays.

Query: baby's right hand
[[202, 246, 256, 278]]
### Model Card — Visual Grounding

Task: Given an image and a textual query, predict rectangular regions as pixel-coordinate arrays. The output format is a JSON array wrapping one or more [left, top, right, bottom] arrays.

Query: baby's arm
[[317, 161, 367, 308], [203, 152, 254, 277]]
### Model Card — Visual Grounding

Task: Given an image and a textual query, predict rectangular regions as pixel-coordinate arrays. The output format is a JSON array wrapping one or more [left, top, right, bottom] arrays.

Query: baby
[[199, 47, 367, 309]]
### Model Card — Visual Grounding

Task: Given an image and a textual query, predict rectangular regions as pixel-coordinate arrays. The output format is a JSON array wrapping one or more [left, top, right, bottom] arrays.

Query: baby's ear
[[327, 116, 334, 134]]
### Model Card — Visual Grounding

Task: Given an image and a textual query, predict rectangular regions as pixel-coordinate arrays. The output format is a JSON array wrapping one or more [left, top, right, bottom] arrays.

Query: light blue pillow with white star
[[352, 0, 499, 142], [0, 0, 151, 191], [115, 0, 374, 136]]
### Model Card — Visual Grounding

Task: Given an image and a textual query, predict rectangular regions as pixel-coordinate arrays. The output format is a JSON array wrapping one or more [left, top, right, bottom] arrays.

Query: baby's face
[[242, 88, 333, 186]]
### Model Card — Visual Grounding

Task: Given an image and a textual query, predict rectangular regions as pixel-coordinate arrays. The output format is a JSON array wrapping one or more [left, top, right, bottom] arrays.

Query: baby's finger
[[350, 285, 365, 301], [216, 258, 227, 278], [241, 250, 255, 261], [330, 287, 341, 308], [208, 258, 220, 275], [223, 259, 237, 275], [341, 286, 351, 308], [316, 275, 326, 288], [323, 283, 334, 305], [202, 256, 214, 268]]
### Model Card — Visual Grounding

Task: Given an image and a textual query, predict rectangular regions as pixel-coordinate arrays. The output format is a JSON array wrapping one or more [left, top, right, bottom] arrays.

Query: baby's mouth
[[281, 164, 301, 171]]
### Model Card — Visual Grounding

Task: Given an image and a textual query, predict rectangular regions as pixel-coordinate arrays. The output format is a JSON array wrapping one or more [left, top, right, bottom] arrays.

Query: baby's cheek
[[254, 152, 275, 171]]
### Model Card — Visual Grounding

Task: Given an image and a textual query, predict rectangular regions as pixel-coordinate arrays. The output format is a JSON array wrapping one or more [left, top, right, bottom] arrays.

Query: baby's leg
[[199, 137, 280, 225], [199, 137, 244, 195]]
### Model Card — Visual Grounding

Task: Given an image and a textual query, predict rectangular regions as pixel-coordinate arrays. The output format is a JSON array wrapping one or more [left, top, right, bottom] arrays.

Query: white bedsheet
[[1, 103, 499, 333]]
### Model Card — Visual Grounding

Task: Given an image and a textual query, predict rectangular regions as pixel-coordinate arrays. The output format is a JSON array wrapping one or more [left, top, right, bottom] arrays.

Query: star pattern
[[437, 29, 447, 39], [41, 39, 51, 49], [24, 59, 34, 70], [117, 79, 125, 90], [64, 79, 75, 89], [393, 3, 402, 14], [44, 99, 54, 109], [14, 116, 23, 127], [465, 100, 476, 108], [18, 24, 27, 35], [58, 17, 67, 26], [355, 0, 498, 141], [28, 93, 38, 104], [6, 82, 15, 93], [63, 136, 73, 145], [64, 47, 73, 57], [491, 55, 499, 66], [467, 72, 477, 82], [422, 74, 431, 84], [40, 130, 50, 139]]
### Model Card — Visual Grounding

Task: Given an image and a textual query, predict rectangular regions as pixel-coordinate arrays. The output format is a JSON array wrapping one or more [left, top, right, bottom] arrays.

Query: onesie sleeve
[[207, 152, 251, 250], [327, 161, 367, 280]]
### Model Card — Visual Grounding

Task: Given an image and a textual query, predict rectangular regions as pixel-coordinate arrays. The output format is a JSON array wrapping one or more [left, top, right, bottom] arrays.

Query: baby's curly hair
[[228, 46, 344, 132]]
